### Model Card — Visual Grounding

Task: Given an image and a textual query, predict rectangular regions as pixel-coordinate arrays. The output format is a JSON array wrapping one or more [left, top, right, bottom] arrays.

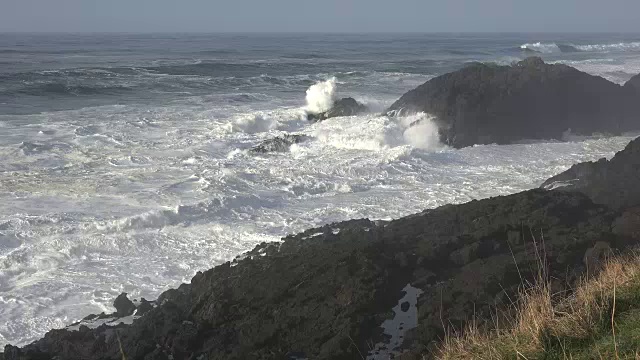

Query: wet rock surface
[[387, 57, 640, 148], [250, 134, 310, 153], [4, 142, 640, 359], [136, 298, 154, 316], [307, 97, 367, 121], [113, 293, 136, 317]]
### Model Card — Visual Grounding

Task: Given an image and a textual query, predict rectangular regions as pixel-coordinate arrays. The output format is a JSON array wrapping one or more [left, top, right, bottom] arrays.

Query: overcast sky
[[2, 0, 639, 33]]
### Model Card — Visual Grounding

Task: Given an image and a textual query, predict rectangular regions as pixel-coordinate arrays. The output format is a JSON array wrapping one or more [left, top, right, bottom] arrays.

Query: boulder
[[113, 293, 136, 317], [250, 134, 309, 153], [387, 57, 640, 148], [307, 97, 367, 121]]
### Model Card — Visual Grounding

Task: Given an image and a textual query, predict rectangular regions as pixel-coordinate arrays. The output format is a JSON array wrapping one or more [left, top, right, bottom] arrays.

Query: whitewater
[[2, 33, 640, 347]]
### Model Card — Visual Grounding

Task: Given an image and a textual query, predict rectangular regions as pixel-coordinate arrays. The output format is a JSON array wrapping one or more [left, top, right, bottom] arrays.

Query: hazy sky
[[2, 0, 640, 33]]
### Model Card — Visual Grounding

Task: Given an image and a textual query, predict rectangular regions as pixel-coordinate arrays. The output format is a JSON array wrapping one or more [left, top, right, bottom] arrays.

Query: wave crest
[[519, 41, 640, 54], [401, 113, 443, 151], [305, 77, 337, 114], [574, 42, 640, 52]]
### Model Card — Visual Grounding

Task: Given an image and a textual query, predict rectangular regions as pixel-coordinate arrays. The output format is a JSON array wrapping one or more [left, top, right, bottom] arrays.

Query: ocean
[[1, 33, 640, 347]]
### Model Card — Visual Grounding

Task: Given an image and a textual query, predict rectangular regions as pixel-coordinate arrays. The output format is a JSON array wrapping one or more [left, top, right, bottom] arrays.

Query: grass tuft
[[437, 252, 640, 360]]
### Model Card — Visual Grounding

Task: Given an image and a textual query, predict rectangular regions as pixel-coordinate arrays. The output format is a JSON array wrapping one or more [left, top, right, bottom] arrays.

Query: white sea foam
[[305, 77, 337, 114], [309, 111, 443, 153], [574, 42, 640, 52], [520, 42, 560, 53], [520, 41, 640, 54], [232, 113, 279, 133], [400, 113, 443, 151], [551, 57, 640, 84]]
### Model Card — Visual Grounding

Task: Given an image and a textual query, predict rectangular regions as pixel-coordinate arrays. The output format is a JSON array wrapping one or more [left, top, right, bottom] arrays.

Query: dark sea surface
[[2, 33, 640, 115]]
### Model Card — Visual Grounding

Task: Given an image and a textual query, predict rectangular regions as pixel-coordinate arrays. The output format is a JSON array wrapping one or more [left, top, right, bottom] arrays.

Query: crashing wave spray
[[400, 113, 443, 151], [520, 42, 560, 53], [520, 41, 640, 54], [305, 77, 337, 114]]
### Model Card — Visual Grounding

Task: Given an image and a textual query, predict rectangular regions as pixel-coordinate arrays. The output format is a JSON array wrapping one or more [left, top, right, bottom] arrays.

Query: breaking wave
[[305, 77, 337, 114], [519, 41, 640, 54], [574, 42, 640, 52], [232, 113, 282, 134], [401, 113, 443, 150], [519, 43, 579, 53]]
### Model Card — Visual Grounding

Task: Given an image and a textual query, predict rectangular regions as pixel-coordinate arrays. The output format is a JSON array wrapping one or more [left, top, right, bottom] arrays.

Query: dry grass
[[437, 252, 640, 360]]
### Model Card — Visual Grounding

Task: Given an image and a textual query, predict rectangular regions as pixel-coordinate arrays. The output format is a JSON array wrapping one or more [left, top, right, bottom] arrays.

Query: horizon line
[[2, 30, 640, 35]]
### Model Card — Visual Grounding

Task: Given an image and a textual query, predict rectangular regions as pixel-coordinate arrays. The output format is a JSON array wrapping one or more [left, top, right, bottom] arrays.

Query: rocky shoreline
[[4, 59, 640, 360], [3, 136, 639, 359]]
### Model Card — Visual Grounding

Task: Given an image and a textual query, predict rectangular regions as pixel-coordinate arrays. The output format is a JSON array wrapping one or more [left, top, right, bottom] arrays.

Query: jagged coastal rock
[[541, 136, 640, 211], [5, 137, 640, 359], [307, 97, 367, 121], [387, 57, 640, 148], [113, 293, 136, 317], [625, 73, 640, 92], [249, 134, 309, 153]]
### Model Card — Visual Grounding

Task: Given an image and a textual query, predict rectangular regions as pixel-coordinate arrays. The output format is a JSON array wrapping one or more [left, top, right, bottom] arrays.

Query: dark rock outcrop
[[250, 134, 309, 153], [113, 293, 136, 317], [541, 136, 640, 211], [136, 298, 154, 316], [307, 97, 367, 121], [387, 57, 640, 148], [625, 73, 640, 92]]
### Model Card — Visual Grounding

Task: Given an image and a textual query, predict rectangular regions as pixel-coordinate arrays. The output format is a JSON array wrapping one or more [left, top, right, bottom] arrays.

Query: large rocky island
[[388, 57, 640, 148], [4, 60, 640, 360]]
